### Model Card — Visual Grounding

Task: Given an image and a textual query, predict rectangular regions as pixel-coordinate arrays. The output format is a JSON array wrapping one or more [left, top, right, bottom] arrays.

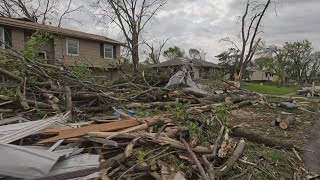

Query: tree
[[163, 46, 185, 60], [189, 48, 207, 60], [144, 38, 170, 64], [0, 0, 83, 25], [261, 45, 290, 85], [307, 51, 320, 83], [284, 40, 313, 83], [254, 57, 273, 70], [221, 0, 272, 87], [95, 0, 166, 72], [189, 48, 200, 59]]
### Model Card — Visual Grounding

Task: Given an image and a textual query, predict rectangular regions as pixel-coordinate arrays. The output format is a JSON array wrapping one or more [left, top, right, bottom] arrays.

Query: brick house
[[0, 17, 123, 79]]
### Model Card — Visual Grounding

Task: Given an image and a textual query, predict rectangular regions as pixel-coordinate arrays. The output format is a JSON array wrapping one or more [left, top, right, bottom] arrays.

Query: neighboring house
[[150, 57, 224, 80], [245, 67, 279, 82], [0, 17, 124, 79]]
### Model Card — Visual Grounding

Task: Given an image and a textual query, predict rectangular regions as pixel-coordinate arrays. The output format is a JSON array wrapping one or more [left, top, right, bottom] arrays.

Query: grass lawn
[[241, 82, 301, 95]]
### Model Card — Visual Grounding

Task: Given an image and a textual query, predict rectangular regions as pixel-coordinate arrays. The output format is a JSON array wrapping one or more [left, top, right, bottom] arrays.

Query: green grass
[[241, 82, 300, 95]]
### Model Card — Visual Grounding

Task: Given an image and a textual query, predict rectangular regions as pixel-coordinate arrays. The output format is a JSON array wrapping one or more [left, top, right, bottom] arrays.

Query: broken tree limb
[[225, 96, 256, 104], [42, 93, 60, 112], [180, 136, 210, 180], [89, 131, 213, 153], [201, 94, 227, 103], [202, 155, 215, 180], [215, 139, 245, 177], [229, 100, 252, 110], [0, 68, 23, 81], [207, 125, 225, 160], [16, 80, 29, 110], [230, 127, 299, 150], [64, 86, 73, 121]]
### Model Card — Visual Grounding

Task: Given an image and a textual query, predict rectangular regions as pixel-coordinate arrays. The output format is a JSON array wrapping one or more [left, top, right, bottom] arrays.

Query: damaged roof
[[150, 57, 223, 68], [0, 16, 124, 45]]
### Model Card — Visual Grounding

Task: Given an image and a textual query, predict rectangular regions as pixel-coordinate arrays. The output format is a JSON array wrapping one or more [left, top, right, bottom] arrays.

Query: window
[[103, 44, 113, 59], [38, 51, 47, 61], [66, 38, 79, 55], [0, 27, 4, 49]]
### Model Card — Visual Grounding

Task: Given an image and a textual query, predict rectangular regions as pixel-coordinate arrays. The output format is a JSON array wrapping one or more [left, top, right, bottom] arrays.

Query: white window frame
[[66, 38, 79, 56], [103, 44, 114, 59], [0, 27, 4, 49]]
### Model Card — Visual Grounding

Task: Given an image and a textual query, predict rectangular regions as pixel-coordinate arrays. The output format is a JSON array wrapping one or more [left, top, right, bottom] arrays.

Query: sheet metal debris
[[0, 143, 60, 179], [0, 113, 69, 144]]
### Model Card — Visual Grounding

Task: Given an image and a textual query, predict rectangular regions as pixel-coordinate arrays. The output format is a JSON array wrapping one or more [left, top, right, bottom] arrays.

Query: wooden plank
[[38, 120, 141, 144]]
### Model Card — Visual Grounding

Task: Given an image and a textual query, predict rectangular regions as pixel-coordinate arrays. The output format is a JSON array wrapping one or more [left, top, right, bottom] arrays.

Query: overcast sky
[[63, 0, 320, 63]]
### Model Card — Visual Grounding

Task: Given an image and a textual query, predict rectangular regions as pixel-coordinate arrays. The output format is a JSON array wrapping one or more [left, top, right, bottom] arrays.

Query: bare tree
[[95, 0, 166, 72], [221, 0, 272, 87], [143, 38, 170, 64], [0, 0, 83, 25]]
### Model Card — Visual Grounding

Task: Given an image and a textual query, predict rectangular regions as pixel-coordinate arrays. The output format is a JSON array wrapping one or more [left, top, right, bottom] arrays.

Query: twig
[[180, 135, 210, 180]]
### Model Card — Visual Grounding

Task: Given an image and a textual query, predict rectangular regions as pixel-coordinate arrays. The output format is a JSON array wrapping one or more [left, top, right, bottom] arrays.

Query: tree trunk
[[132, 32, 139, 73]]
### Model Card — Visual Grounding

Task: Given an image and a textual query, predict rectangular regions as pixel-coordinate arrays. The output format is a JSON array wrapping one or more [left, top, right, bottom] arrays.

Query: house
[[245, 67, 279, 82], [150, 57, 224, 80], [0, 17, 123, 79]]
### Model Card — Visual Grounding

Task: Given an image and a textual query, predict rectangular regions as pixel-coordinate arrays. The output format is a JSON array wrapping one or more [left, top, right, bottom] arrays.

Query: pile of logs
[[273, 114, 296, 130]]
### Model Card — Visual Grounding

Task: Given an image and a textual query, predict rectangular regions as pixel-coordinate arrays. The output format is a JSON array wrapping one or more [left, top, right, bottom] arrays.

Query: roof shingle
[[0, 17, 124, 45]]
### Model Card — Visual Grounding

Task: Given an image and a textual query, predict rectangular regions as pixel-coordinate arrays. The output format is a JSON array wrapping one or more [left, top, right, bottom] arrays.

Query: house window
[[0, 27, 4, 49], [66, 38, 79, 55], [38, 51, 47, 61], [103, 44, 113, 59]]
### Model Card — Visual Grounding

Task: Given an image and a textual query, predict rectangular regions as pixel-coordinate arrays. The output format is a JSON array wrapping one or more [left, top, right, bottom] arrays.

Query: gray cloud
[[61, 0, 320, 63]]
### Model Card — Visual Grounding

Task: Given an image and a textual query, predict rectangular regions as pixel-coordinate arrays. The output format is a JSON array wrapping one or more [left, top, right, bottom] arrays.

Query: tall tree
[[307, 51, 320, 83], [261, 45, 290, 85], [95, 0, 166, 72], [284, 40, 313, 82], [163, 46, 185, 60], [0, 0, 83, 25], [221, 0, 272, 87]]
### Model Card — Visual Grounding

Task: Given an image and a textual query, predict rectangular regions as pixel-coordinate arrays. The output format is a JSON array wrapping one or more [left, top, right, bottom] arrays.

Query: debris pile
[[0, 52, 309, 179]]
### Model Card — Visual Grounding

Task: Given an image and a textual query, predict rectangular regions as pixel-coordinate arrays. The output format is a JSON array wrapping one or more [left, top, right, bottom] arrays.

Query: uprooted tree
[[95, 0, 166, 72], [221, 0, 272, 88], [0, 0, 83, 25]]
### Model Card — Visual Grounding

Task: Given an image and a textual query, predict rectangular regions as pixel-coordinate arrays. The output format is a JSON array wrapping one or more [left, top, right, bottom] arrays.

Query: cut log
[[279, 116, 296, 130], [201, 94, 227, 102], [231, 127, 298, 150], [225, 96, 256, 104], [229, 100, 252, 110]]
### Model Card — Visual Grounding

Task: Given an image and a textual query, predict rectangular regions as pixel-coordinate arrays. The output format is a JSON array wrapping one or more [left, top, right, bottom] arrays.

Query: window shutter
[[100, 43, 104, 58], [4, 28, 12, 48], [113, 45, 117, 59]]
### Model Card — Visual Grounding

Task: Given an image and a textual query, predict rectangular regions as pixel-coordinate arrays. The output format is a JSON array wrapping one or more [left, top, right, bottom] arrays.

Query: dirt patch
[[228, 104, 315, 147]]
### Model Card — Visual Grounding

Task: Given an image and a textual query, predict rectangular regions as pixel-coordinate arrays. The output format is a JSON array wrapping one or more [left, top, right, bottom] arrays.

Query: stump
[[279, 116, 296, 130]]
